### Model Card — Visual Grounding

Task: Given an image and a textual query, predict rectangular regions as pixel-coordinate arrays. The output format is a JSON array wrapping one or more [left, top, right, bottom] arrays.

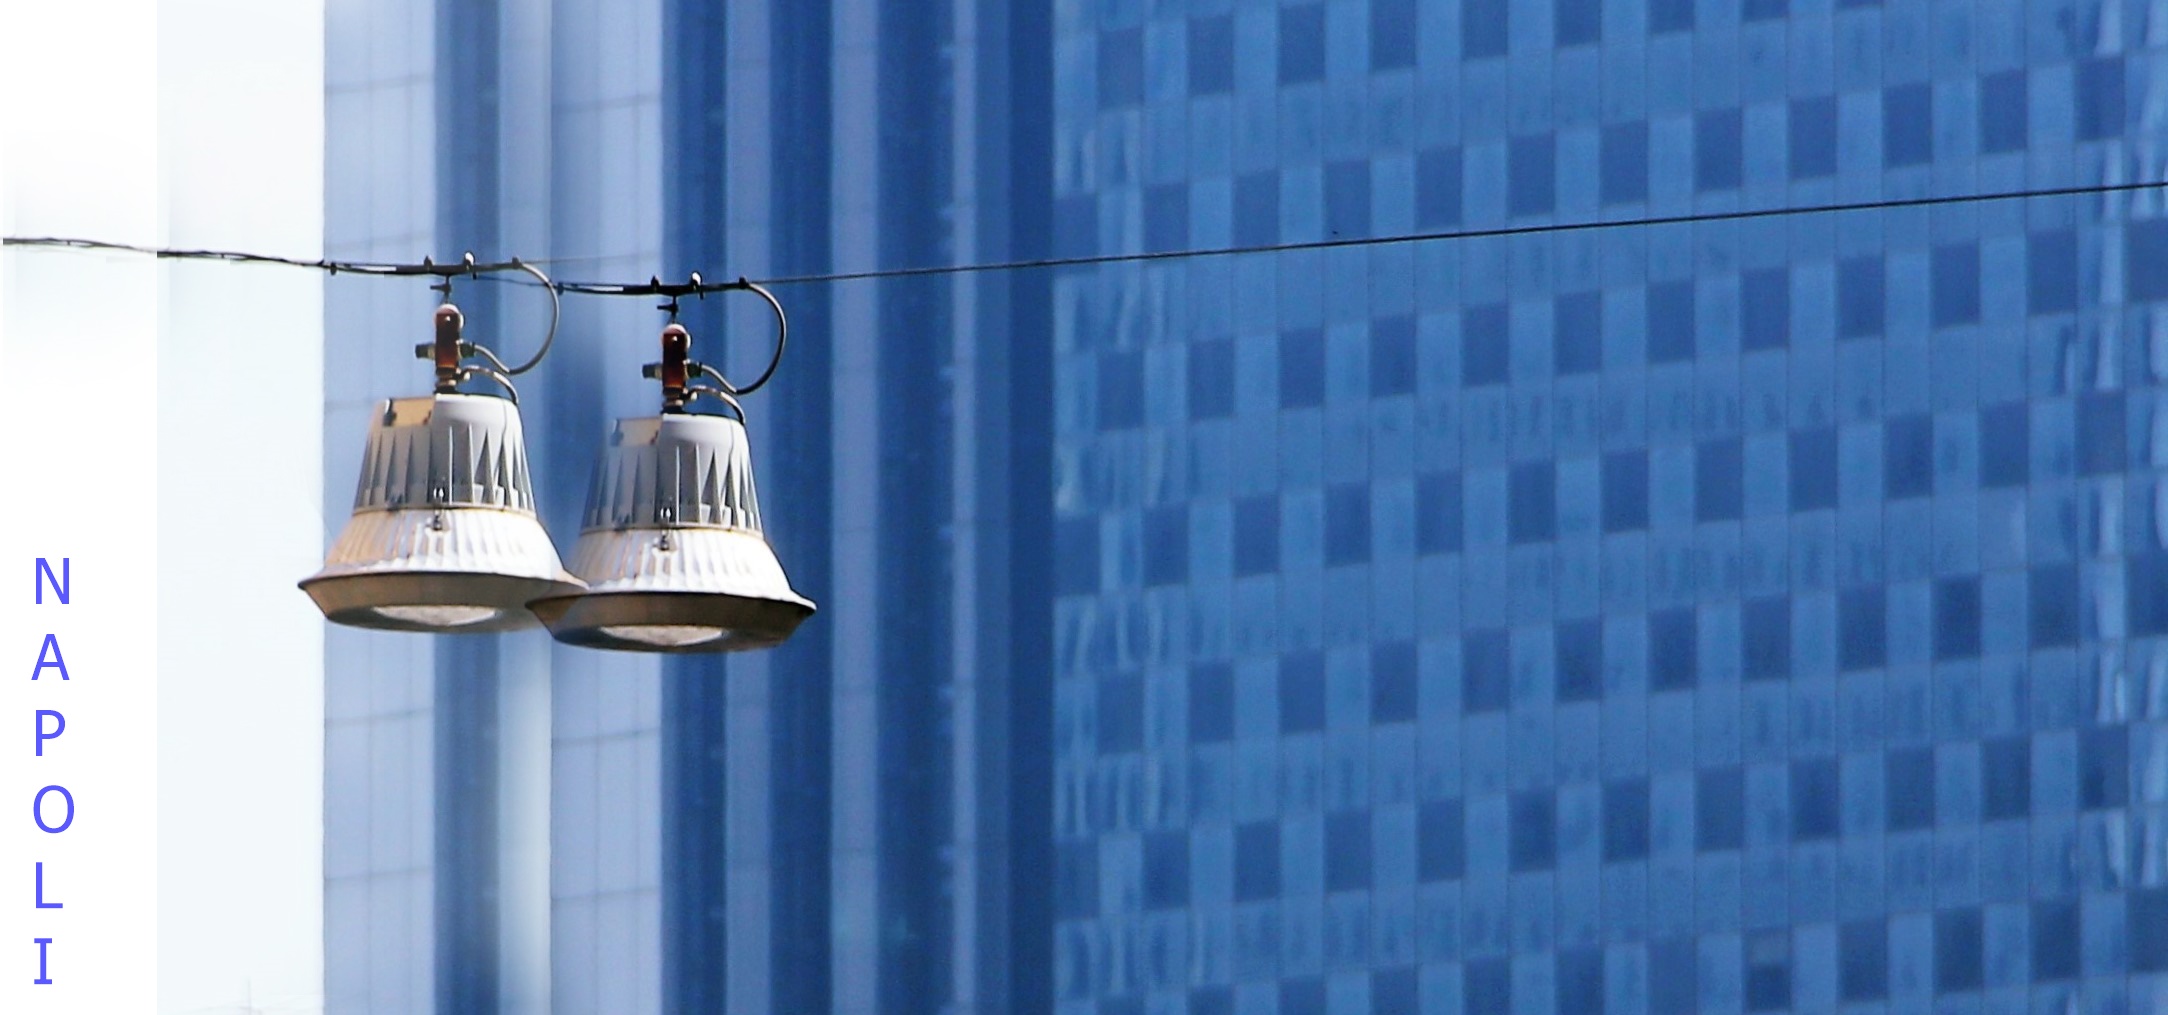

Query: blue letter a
[[31, 635, 67, 681]]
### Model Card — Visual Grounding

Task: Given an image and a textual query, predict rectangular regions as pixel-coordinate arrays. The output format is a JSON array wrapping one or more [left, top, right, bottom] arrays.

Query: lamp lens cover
[[596, 624, 732, 648], [372, 604, 505, 627]]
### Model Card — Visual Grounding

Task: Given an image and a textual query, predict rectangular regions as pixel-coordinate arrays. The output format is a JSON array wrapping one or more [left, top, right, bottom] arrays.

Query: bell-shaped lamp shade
[[301, 392, 586, 632], [528, 412, 815, 652]]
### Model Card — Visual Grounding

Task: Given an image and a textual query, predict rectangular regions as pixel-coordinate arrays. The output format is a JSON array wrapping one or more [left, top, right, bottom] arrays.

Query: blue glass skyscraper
[[323, 1, 1052, 1012], [1048, 1, 2168, 1012], [320, 0, 2168, 1012]]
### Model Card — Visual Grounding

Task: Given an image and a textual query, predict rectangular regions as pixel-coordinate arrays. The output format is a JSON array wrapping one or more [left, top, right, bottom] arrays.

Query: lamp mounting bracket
[[629, 277, 790, 398]]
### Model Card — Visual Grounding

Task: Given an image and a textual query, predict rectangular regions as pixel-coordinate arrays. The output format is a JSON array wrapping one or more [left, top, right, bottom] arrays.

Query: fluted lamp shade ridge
[[302, 391, 586, 632], [528, 411, 816, 652]]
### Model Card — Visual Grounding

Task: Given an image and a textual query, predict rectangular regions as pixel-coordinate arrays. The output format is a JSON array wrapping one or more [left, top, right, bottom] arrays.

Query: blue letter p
[[34, 710, 62, 758]]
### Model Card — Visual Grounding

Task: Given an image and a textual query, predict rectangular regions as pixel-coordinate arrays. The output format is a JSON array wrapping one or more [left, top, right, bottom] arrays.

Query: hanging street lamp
[[528, 282, 816, 652], [301, 263, 585, 632]]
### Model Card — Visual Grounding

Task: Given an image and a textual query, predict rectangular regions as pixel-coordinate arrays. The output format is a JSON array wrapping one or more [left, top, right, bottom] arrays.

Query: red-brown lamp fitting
[[432, 304, 465, 394], [659, 322, 692, 411]]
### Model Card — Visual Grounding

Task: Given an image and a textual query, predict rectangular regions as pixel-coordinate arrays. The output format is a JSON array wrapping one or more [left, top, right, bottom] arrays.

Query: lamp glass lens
[[372, 604, 504, 627], [597, 624, 731, 648]]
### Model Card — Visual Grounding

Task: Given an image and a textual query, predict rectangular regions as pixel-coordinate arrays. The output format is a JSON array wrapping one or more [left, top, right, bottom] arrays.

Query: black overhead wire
[[5, 176, 2166, 294], [520, 177, 2168, 289], [0, 237, 539, 277]]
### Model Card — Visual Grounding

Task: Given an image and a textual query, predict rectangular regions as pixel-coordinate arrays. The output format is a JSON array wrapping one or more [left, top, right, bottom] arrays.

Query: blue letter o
[[33, 785, 72, 833]]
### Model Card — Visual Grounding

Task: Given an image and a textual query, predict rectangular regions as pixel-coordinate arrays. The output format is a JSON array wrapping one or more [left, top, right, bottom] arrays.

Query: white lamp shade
[[302, 392, 584, 632], [529, 412, 814, 652]]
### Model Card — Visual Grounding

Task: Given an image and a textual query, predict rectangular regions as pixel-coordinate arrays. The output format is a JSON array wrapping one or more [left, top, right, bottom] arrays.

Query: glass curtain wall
[[1048, 1, 2168, 1012]]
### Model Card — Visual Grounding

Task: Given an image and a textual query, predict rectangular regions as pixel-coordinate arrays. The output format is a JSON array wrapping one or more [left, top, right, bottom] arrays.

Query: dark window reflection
[[1233, 822, 1279, 901], [1463, 304, 1510, 385], [1556, 0, 1600, 45], [1934, 909, 1983, 993], [1509, 790, 1556, 871], [1980, 70, 2028, 153], [1603, 779, 1649, 861], [1790, 96, 1836, 179], [1980, 736, 2031, 821], [1419, 799, 1465, 881], [1603, 450, 1650, 532], [1556, 619, 1603, 702], [2033, 900, 2080, 979], [1554, 291, 1603, 375], [1279, 651, 1326, 734], [1790, 759, 1838, 841], [1837, 256, 1885, 338], [1463, 0, 1507, 58], [1186, 16, 1233, 94], [1649, 608, 1697, 692], [1601, 122, 1649, 204], [1232, 496, 1280, 577], [1649, 0, 1693, 33], [1188, 663, 1234, 744], [1647, 280, 1696, 364], [1742, 596, 1790, 681], [1463, 629, 1511, 713], [1372, 642, 1418, 723], [1839, 921, 1888, 1001], [1276, 7, 1325, 85], [1369, 0, 1416, 70]]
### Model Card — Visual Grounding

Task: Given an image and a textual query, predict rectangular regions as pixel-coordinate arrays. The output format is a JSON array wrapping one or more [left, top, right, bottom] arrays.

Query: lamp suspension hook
[[424, 255, 453, 303], [719, 277, 788, 397], [657, 276, 682, 323], [411, 256, 559, 387], [498, 257, 560, 376]]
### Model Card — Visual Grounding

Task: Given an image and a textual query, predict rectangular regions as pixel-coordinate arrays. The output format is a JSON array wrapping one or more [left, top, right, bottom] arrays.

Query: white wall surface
[[0, 1, 326, 1012], [156, 2, 327, 1013], [0, 2, 165, 1012]]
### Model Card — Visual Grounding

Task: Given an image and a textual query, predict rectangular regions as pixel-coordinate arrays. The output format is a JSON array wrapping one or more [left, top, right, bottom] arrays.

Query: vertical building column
[[493, 1, 558, 1010], [546, 0, 669, 1011], [717, 9, 780, 1013], [323, 0, 443, 1010], [660, 0, 844, 1006], [433, 637, 503, 1014], [947, 0, 997, 1005], [757, 2, 839, 1012], [657, 8, 733, 1015], [494, 634, 555, 1015], [995, 4, 1057, 1011], [659, 673, 731, 1013], [949, 0, 1031, 1010], [828, 1, 885, 1011], [946, 5, 1057, 1013], [873, 0, 961, 1009], [430, 2, 512, 1011]]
